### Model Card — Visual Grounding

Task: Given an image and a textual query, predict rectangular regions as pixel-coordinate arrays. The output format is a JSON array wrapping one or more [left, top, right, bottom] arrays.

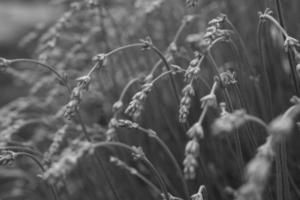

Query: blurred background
[[1, 0, 300, 200]]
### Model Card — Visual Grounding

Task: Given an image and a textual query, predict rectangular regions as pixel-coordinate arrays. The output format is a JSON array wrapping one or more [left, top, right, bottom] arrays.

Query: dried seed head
[[200, 93, 217, 108], [125, 83, 153, 120], [0, 58, 11, 72], [105, 127, 116, 141], [76, 75, 91, 90], [283, 36, 300, 52], [208, 13, 226, 27], [0, 150, 17, 166], [92, 53, 108, 67], [140, 37, 153, 50], [116, 119, 139, 129], [185, 56, 202, 82], [179, 84, 195, 123], [187, 122, 204, 139], [183, 154, 198, 179], [220, 71, 237, 86], [63, 99, 79, 120], [185, 138, 200, 157], [131, 146, 145, 160], [112, 101, 124, 113]]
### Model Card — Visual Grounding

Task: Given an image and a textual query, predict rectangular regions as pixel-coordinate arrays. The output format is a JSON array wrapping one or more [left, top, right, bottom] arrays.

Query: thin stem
[[93, 142, 170, 200], [118, 76, 143, 102], [244, 115, 268, 130], [9, 59, 70, 92], [257, 20, 273, 119], [87, 62, 100, 77], [136, 127, 190, 200], [15, 152, 59, 200], [110, 157, 161, 194], [225, 18, 251, 67], [106, 43, 145, 57], [198, 81, 218, 124], [150, 45, 181, 106], [152, 69, 183, 84], [76, 110, 121, 200], [150, 15, 195, 76], [143, 157, 170, 200], [0, 146, 43, 157], [134, 172, 162, 195], [260, 14, 288, 37]]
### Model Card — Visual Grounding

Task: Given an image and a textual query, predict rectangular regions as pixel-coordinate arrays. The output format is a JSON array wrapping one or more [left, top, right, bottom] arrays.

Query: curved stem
[[118, 76, 144, 102], [93, 142, 170, 200], [257, 20, 273, 119], [134, 172, 162, 195], [105, 43, 145, 57], [10, 59, 70, 92], [76, 110, 121, 200], [261, 14, 288, 37], [15, 152, 59, 200], [150, 45, 181, 106], [136, 127, 190, 200], [110, 156, 161, 194], [149, 15, 195, 76], [225, 18, 251, 67], [0, 146, 43, 157], [152, 70, 183, 84], [244, 115, 268, 130], [143, 157, 170, 200]]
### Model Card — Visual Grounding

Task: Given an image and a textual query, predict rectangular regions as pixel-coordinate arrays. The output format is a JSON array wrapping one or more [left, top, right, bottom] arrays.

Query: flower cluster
[[105, 118, 118, 141], [131, 146, 145, 160], [125, 83, 153, 120], [179, 84, 195, 123], [220, 70, 237, 87], [186, 17, 233, 53], [64, 75, 91, 120], [184, 54, 202, 83], [183, 122, 204, 179], [110, 156, 138, 176], [114, 119, 140, 129]]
